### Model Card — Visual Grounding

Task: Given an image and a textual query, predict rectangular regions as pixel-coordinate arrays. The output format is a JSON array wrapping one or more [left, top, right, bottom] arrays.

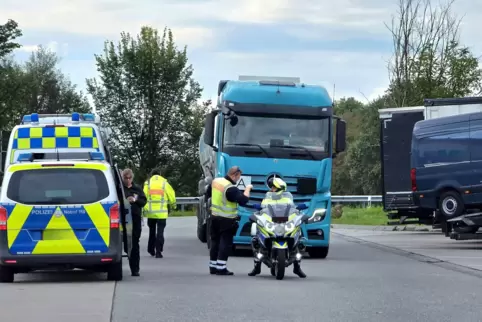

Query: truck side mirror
[[335, 118, 346, 153], [204, 112, 216, 146]]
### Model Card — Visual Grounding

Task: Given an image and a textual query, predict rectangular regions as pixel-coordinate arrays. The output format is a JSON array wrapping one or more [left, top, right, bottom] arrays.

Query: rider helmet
[[268, 177, 287, 192]]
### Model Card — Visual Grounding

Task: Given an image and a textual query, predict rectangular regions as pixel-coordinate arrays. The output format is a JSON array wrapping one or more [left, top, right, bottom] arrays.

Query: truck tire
[[308, 246, 329, 259], [438, 190, 464, 220], [197, 206, 207, 243], [206, 218, 212, 249]]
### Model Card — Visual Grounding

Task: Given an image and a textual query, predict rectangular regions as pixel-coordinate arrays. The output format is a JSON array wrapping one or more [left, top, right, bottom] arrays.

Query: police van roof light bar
[[72, 112, 80, 122], [17, 153, 34, 162], [89, 152, 105, 161]]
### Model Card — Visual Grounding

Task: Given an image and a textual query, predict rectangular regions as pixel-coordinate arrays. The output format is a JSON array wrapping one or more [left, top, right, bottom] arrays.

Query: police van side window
[[416, 128, 470, 166], [6, 168, 110, 205]]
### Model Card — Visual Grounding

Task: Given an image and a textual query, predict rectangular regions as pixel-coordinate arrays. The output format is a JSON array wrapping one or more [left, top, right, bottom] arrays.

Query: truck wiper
[[271, 145, 316, 160], [232, 143, 272, 157]]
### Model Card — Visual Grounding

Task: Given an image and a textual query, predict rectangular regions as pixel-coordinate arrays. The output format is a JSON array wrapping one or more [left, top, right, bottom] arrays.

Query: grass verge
[[331, 206, 386, 226], [169, 206, 387, 226]]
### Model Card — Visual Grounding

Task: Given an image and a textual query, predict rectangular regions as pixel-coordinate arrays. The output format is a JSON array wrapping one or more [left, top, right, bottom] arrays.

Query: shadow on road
[[12, 270, 108, 284]]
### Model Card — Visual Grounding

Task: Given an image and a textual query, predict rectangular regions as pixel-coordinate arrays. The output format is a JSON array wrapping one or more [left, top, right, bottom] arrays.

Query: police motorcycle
[[248, 202, 323, 280]]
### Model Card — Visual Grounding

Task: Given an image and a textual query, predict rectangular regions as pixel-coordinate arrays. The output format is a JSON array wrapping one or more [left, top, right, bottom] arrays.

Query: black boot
[[293, 262, 306, 278], [155, 250, 163, 258], [248, 262, 261, 276], [216, 268, 234, 275], [209, 267, 217, 275]]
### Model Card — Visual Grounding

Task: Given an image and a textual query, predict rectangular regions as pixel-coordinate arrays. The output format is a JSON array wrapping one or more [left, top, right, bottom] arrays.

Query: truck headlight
[[308, 208, 326, 223]]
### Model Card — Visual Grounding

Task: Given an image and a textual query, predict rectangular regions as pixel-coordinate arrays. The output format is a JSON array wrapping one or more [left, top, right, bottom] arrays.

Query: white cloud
[[2, 0, 482, 106]]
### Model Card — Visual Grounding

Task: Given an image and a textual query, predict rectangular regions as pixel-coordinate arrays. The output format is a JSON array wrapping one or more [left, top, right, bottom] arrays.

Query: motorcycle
[[248, 202, 325, 280]]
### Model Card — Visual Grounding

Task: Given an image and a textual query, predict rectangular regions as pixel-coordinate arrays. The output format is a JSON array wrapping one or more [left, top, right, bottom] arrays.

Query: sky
[[2, 0, 482, 106]]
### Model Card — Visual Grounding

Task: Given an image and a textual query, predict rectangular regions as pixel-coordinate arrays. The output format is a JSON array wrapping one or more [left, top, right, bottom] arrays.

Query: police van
[[0, 113, 132, 282]]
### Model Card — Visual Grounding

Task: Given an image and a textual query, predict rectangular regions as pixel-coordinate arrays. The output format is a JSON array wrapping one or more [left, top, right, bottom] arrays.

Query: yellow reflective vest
[[143, 175, 176, 219], [210, 177, 238, 219], [261, 191, 295, 208]]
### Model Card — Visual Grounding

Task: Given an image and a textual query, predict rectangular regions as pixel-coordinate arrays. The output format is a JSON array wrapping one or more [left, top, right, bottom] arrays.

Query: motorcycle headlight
[[284, 220, 296, 232], [264, 221, 275, 232], [274, 224, 285, 236]]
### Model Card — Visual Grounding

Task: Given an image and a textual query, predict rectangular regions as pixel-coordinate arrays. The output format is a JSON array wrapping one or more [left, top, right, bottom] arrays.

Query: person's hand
[[127, 196, 135, 203], [246, 184, 253, 190]]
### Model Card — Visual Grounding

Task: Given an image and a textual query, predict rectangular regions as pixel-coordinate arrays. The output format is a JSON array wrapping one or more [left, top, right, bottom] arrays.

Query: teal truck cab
[[197, 77, 346, 258]]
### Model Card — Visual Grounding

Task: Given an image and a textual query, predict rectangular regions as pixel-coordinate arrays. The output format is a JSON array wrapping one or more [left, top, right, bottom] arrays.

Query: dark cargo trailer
[[378, 107, 434, 225]]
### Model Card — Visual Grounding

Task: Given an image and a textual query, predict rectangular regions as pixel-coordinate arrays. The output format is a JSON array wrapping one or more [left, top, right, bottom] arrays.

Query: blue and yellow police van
[[0, 113, 132, 282]]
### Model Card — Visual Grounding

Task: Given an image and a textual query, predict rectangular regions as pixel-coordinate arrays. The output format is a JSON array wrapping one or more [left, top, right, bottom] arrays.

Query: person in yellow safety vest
[[248, 176, 306, 278], [260, 177, 294, 208], [143, 168, 176, 258], [206, 165, 253, 276]]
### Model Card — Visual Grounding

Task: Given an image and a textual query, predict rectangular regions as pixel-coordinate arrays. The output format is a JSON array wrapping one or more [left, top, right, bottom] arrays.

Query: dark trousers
[[209, 216, 237, 268], [129, 215, 142, 273], [147, 218, 167, 254]]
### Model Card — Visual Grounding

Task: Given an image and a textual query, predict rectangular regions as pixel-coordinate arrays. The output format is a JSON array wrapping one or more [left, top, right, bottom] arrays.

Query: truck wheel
[[206, 218, 212, 249], [0, 266, 14, 283], [107, 258, 123, 281], [438, 191, 464, 219], [197, 221, 207, 243], [308, 246, 329, 259]]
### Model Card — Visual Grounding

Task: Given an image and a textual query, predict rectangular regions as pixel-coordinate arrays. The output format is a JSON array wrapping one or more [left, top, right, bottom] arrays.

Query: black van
[[411, 112, 482, 219]]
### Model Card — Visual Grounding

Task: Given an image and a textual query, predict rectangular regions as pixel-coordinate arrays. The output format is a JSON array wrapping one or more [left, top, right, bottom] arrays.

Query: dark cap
[[227, 166, 242, 176]]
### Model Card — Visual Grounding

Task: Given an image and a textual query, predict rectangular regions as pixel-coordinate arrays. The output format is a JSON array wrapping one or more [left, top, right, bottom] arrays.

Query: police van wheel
[[0, 266, 14, 283], [107, 259, 123, 281]]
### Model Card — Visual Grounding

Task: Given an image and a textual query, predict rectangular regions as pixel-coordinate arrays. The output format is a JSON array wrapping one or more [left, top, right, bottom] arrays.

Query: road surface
[[1, 217, 482, 322]]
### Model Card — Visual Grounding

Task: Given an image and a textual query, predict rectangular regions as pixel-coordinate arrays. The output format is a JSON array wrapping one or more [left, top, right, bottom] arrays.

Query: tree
[[386, 0, 482, 107], [0, 19, 22, 59], [87, 26, 206, 192], [0, 46, 91, 131]]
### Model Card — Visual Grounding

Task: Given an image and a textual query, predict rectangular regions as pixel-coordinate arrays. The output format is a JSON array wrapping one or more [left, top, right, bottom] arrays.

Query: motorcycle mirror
[[301, 214, 311, 223], [249, 214, 257, 222], [252, 204, 262, 210]]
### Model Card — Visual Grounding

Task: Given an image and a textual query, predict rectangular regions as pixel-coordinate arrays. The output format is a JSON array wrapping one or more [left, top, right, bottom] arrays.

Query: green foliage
[[87, 26, 208, 196], [0, 19, 22, 59], [0, 46, 90, 131]]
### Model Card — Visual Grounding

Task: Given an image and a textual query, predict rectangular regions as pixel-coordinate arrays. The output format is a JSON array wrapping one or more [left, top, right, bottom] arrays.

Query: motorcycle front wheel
[[274, 249, 286, 280]]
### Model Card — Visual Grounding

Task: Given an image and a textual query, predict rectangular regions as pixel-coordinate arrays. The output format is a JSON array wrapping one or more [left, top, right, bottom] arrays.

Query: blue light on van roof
[[22, 115, 31, 123], [89, 152, 104, 160], [17, 153, 33, 162], [83, 113, 95, 121], [31, 113, 39, 122], [72, 112, 80, 121]]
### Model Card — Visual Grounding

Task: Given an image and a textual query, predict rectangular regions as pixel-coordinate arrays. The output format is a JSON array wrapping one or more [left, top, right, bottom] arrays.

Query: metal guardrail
[[174, 195, 383, 210]]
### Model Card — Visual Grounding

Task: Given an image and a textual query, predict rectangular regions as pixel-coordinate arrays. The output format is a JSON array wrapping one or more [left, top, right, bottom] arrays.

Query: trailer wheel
[[438, 190, 464, 219]]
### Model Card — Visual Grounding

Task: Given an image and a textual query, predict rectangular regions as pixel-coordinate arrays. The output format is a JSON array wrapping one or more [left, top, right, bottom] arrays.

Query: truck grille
[[243, 174, 313, 203]]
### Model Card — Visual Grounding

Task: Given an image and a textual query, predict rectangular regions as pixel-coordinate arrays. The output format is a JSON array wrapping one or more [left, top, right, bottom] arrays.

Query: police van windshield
[[6, 168, 109, 205]]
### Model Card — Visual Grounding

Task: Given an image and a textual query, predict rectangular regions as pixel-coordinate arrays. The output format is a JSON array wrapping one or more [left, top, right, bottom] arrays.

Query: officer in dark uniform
[[122, 168, 147, 277], [205, 166, 252, 275]]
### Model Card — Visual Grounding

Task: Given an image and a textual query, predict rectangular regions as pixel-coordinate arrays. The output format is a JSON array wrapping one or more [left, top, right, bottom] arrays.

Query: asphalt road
[[2, 217, 482, 322]]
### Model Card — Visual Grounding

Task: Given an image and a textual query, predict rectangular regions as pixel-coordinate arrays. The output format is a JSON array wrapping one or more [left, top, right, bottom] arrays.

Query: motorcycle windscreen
[[5, 167, 112, 255], [265, 204, 295, 223]]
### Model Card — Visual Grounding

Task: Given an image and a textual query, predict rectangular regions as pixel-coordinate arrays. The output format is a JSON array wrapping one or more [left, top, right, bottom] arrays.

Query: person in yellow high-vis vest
[[205, 166, 252, 275], [248, 177, 306, 278], [143, 168, 176, 258]]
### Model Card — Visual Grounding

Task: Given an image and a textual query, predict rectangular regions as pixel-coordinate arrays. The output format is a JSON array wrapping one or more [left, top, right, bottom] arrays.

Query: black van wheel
[[438, 191, 464, 219], [0, 266, 14, 283], [107, 258, 123, 281]]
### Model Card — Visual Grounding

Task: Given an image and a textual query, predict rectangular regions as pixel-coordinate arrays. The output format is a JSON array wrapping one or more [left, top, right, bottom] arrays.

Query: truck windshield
[[223, 115, 329, 152]]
